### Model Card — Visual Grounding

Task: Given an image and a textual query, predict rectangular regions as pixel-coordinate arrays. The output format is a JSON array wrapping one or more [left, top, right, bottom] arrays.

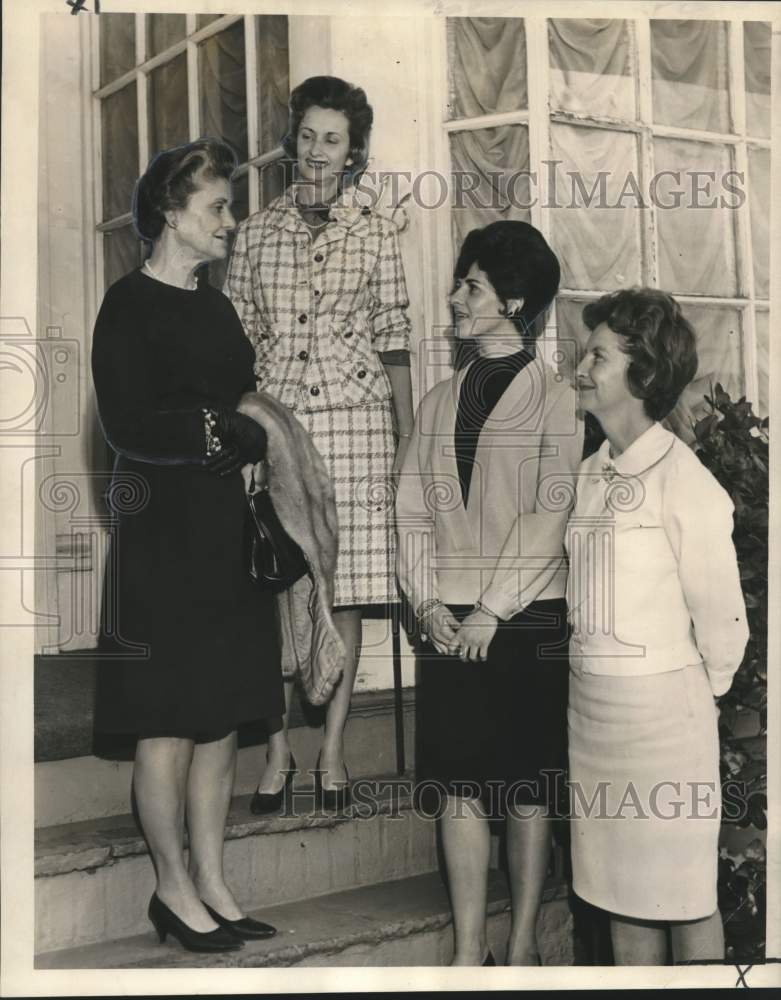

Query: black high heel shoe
[[202, 901, 277, 940], [147, 894, 244, 953], [314, 753, 351, 811], [482, 949, 496, 966], [250, 754, 297, 815]]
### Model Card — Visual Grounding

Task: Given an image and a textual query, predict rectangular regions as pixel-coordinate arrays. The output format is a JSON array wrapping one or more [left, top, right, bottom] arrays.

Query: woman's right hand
[[207, 410, 267, 476], [424, 605, 460, 656]]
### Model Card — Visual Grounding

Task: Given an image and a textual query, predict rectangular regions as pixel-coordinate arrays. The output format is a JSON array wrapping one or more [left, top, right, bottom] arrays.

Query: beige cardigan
[[396, 356, 583, 620]]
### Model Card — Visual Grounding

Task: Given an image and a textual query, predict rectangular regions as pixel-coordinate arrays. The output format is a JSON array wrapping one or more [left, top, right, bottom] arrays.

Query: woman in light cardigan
[[396, 221, 583, 965], [567, 288, 749, 964]]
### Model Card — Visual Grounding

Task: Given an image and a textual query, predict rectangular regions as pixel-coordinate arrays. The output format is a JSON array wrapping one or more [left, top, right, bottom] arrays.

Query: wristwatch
[[473, 598, 500, 620]]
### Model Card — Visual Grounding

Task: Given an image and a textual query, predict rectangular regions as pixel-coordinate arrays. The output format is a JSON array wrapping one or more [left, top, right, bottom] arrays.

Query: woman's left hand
[[450, 609, 498, 662]]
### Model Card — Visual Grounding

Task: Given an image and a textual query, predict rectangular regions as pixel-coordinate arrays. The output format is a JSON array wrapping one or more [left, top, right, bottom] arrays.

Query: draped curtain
[[448, 16, 767, 416], [149, 53, 188, 154], [651, 20, 730, 132], [200, 20, 248, 162], [549, 19, 635, 119], [447, 19, 530, 246]]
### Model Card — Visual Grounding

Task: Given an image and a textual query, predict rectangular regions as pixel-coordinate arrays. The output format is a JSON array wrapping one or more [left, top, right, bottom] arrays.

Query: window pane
[[148, 14, 186, 57], [549, 124, 642, 290], [744, 22, 771, 139], [449, 124, 530, 248], [447, 18, 527, 119], [101, 83, 138, 221], [549, 19, 635, 120], [103, 226, 142, 290], [665, 304, 744, 443], [654, 138, 737, 296], [149, 54, 189, 154], [198, 15, 224, 29], [200, 21, 248, 161], [257, 15, 290, 151], [206, 172, 248, 291], [553, 296, 589, 379], [755, 310, 769, 418], [651, 20, 730, 133], [748, 146, 770, 299], [100, 14, 136, 86]]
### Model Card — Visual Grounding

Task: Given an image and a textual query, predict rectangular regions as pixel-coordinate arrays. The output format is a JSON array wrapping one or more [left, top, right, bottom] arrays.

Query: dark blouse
[[455, 348, 534, 507]]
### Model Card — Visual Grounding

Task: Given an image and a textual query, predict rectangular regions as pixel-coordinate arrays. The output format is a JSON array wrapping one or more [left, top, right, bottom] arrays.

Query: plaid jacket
[[225, 185, 411, 413]]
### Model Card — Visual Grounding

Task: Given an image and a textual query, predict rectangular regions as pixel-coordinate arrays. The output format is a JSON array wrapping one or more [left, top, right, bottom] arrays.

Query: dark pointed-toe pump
[[147, 894, 244, 952], [202, 901, 277, 940], [250, 754, 297, 815], [482, 949, 496, 966]]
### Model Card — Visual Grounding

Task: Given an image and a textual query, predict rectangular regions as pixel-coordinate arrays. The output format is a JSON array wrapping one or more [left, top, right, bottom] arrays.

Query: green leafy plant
[[692, 383, 768, 962]]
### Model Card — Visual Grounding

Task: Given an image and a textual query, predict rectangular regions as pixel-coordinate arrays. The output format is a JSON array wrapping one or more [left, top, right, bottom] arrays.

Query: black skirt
[[94, 458, 284, 740], [415, 598, 569, 818]]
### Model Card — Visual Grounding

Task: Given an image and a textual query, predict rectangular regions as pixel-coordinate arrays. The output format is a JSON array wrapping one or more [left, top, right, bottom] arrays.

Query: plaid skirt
[[295, 401, 398, 607]]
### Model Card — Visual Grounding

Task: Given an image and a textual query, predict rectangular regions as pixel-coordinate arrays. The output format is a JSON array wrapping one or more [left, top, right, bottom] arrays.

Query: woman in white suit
[[567, 288, 749, 964], [396, 221, 583, 965]]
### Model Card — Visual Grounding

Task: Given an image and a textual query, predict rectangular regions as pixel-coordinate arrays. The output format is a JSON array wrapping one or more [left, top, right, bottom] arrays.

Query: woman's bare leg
[[441, 795, 491, 965], [133, 736, 217, 932], [610, 914, 668, 965], [319, 607, 362, 788], [505, 805, 551, 964], [670, 911, 724, 964], [187, 730, 244, 920]]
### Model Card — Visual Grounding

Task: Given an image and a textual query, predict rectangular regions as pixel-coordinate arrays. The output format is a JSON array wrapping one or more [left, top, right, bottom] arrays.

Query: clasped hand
[[425, 606, 498, 662]]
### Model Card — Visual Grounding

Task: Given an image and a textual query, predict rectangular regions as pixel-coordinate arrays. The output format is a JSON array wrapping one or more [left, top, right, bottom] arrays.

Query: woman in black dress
[[92, 139, 282, 953], [396, 222, 582, 965]]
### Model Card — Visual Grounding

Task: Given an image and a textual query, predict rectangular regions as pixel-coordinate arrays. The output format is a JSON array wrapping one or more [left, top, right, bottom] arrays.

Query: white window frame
[[87, 12, 289, 306], [427, 13, 770, 406]]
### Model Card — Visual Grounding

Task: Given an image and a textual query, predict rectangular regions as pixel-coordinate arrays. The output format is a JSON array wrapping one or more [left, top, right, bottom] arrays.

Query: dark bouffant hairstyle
[[132, 138, 237, 242], [454, 220, 561, 341], [582, 288, 699, 421], [281, 75, 373, 180]]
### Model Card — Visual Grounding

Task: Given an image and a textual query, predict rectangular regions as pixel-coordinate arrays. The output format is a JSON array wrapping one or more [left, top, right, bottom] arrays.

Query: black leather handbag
[[246, 487, 308, 591]]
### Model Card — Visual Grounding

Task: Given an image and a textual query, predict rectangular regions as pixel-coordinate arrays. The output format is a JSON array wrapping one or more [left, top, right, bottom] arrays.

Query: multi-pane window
[[446, 17, 772, 426], [94, 13, 289, 293]]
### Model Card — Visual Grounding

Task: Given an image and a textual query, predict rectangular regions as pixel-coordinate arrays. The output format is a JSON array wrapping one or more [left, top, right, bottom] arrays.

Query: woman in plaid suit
[[226, 76, 414, 812]]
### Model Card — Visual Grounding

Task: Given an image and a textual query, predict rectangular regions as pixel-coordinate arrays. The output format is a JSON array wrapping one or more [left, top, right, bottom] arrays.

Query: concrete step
[[36, 869, 575, 968], [35, 686, 416, 827], [35, 779, 439, 954]]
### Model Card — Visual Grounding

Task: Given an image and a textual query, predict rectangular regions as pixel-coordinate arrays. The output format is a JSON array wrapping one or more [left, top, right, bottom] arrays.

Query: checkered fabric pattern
[[225, 185, 410, 605], [297, 402, 398, 606], [225, 185, 411, 415]]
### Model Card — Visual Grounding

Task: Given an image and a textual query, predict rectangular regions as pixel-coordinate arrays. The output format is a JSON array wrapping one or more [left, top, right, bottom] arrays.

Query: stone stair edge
[[35, 777, 424, 878], [37, 869, 572, 970]]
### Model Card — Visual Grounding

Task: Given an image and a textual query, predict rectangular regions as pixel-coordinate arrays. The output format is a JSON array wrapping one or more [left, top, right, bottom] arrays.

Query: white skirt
[[568, 662, 720, 921]]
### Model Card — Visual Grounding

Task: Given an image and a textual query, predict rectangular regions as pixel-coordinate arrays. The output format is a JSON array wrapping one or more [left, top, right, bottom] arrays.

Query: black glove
[[205, 408, 267, 477]]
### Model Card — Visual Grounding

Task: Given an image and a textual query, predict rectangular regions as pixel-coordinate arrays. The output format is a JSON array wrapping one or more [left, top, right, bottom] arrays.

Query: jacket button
[[310, 386, 320, 396], [314, 289, 321, 297], [298, 313, 307, 324], [260, 332, 269, 340], [357, 369, 367, 379], [314, 253, 324, 263], [298, 350, 309, 361], [344, 331, 353, 339]]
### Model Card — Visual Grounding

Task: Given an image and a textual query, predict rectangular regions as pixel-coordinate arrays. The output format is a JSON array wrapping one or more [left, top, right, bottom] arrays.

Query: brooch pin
[[602, 462, 618, 483]]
